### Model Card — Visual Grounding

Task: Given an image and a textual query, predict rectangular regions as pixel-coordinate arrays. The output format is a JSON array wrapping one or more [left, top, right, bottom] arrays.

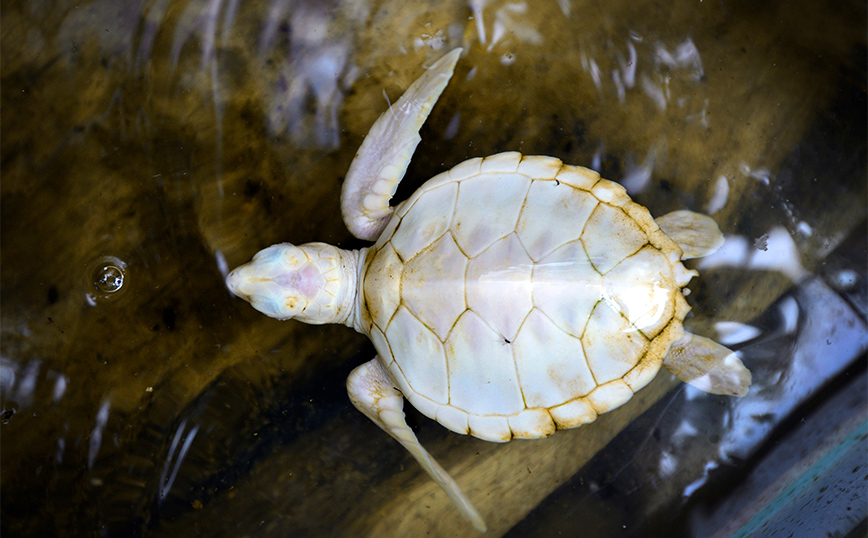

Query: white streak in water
[[88, 398, 111, 469], [159, 419, 201, 500], [16, 359, 40, 408], [52, 374, 68, 403], [0, 356, 18, 401], [714, 321, 762, 345], [778, 296, 800, 335], [698, 227, 808, 283], [705, 175, 729, 215], [469, 0, 488, 45], [641, 74, 667, 111], [590, 143, 605, 173], [444, 112, 461, 140], [588, 58, 602, 92], [683, 460, 718, 497]]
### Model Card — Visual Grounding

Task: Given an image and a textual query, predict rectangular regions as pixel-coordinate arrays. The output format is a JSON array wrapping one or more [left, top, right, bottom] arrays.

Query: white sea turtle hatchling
[[226, 48, 751, 532]]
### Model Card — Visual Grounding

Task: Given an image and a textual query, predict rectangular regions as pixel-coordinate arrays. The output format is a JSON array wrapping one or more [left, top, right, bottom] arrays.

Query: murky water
[[2, 0, 866, 537]]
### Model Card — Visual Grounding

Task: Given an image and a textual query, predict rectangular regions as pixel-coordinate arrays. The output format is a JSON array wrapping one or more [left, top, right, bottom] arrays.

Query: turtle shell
[[360, 152, 697, 442]]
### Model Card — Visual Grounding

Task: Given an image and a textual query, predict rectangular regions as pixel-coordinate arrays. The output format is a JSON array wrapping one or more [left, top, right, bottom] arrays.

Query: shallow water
[[1, 0, 866, 536]]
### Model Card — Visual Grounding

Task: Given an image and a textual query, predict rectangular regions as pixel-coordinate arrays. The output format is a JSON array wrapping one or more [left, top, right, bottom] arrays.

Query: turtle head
[[227, 242, 356, 326]]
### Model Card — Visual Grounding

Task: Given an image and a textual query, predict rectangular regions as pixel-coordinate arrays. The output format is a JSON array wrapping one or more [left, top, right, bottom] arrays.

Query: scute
[[508, 408, 556, 439], [549, 398, 597, 429], [583, 301, 649, 384], [469, 414, 511, 442], [436, 404, 469, 434], [446, 311, 525, 416], [394, 170, 452, 218], [587, 379, 634, 414], [590, 178, 632, 208], [532, 240, 603, 338], [364, 242, 402, 328], [466, 233, 533, 342], [603, 246, 676, 338], [405, 390, 440, 423], [623, 352, 664, 392], [369, 324, 393, 365], [478, 151, 522, 174], [516, 180, 598, 261], [512, 309, 596, 408], [555, 164, 600, 190], [447, 156, 483, 181], [582, 202, 648, 274], [515, 155, 563, 179], [385, 306, 449, 404], [402, 233, 467, 339], [452, 172, 531, 257], [389, 182, 458, 261]]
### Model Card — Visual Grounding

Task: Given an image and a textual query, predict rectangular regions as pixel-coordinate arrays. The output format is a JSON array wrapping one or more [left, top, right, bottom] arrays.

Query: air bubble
[[95, 264, 124, 293], [830, 268, 859, 291], [86, 256, 128, 305]]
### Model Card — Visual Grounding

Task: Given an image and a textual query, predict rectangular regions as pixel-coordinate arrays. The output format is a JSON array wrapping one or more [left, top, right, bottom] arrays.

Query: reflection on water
[[1, 0, 865, 536]]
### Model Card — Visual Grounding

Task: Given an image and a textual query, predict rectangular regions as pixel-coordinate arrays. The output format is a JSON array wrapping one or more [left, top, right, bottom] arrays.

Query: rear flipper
[[663, 333, 751, 397], [655, 210, 725, 259]]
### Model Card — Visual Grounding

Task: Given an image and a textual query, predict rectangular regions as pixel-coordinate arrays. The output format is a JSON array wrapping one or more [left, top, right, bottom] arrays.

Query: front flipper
[[341, 49, 463, 240], [655, 210, 725, 259], [346, 358, 487, 532], [663, 333, 751, 396]]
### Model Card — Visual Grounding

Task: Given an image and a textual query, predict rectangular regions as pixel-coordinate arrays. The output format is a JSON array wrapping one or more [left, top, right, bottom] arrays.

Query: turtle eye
[[283, 248, 303, 267], [252, 245, 281, 262]]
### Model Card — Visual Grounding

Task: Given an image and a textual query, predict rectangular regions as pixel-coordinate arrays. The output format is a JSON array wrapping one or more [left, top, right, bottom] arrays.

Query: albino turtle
[[226, 48, 751, 532]]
